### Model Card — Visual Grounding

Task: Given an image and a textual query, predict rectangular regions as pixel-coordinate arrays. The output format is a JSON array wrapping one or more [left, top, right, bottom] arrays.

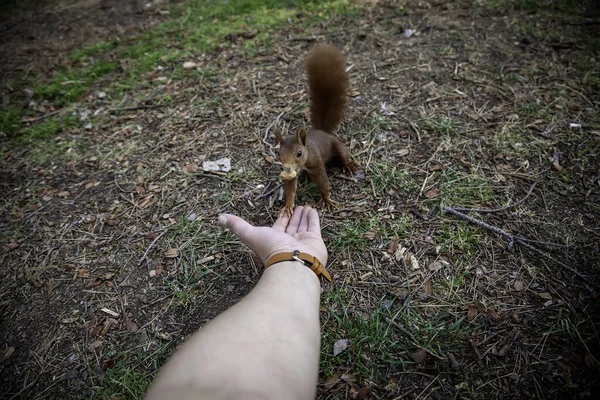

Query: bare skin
[[145, 206, 327, 400]]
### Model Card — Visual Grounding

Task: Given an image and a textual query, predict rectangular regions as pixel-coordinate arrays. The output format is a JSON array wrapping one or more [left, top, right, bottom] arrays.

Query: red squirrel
[[276, 44, 358, 217]]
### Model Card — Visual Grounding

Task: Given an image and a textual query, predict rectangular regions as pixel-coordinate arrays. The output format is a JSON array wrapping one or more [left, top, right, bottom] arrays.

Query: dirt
[[1, 0, 600, 399], [0, 0, 175, 87]]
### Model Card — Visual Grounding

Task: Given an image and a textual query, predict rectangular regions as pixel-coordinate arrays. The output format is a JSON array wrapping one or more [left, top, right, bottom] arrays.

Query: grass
[[437, 168, 497, 208], [328, 216, 383, 251], [436, 222, 483, 255], [3, 0, 355, 142], [369, 164, 418, 193], [94, 343, 172, 400], [421, 116, 461, 137]]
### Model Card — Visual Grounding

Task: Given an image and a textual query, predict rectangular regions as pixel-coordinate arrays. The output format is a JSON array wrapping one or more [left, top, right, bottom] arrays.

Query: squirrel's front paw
[[321, 196, 338, 211], [280, 205, 294, 218], [345, 160, 359, 175]]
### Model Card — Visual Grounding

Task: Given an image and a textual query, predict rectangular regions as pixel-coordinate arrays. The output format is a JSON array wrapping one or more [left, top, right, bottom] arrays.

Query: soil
[[1, 0, 599, 399]]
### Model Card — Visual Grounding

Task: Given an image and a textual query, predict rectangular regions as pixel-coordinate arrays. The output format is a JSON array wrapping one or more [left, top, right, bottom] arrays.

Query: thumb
[[218, 214, 256, 245]]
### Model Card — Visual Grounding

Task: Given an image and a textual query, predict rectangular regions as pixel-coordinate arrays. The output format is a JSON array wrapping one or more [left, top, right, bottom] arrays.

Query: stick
[[110, 104, 169, 112], [452, 183, 537, 214], [255, 182, 283, 200], [21, 109, 61, 124], [138, 229, 169, 265], [443, 206, 594, 287]]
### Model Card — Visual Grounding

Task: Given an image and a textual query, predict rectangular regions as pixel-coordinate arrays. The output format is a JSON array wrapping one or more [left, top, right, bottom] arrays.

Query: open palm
[[218, 206, 328, 267]]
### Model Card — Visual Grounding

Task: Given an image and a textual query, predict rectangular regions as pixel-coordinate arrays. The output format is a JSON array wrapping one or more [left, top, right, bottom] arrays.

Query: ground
[[1, 0, 599, 399]]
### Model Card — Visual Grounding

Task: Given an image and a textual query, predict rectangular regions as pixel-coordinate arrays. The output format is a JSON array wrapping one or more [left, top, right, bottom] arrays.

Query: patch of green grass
[[369, 164, 418, 193], [321, 301, 411, 380], [371, 115, 398, 132], [29, 138, 84, 164], [436, 221, 483, 254], [520, 101, 543, 116], [34, 60, 116, 106], [421, 116, 461, 136], [438, 168, 497, 208], [0, 107, 23, 134], [328, 216, 384, 251], [19, 114, 79, 142], [387, 216, 413, 239], [95, 343, 172, 400]]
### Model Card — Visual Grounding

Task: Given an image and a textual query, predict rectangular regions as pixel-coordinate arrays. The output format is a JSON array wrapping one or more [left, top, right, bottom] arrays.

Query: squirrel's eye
[[297, 150, 303, 158]]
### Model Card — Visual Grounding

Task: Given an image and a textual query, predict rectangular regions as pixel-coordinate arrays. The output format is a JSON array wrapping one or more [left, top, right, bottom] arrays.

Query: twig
[[453, 183, 537, 214], [255, 182, 283, 200], [110, 104, 169, 112], [443, 206, 594, 288], [398, 114, 421, 142], [138, 229, 169, 265], [385, 317, 416, 342], [21, 109, 61, 124], [263, 112, 284, 160]]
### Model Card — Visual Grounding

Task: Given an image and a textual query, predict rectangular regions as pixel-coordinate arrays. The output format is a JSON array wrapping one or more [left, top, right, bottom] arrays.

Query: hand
[[218, 206, 328, 266]]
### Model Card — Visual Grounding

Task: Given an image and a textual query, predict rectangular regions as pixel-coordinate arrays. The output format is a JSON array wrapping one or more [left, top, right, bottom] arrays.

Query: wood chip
[[100, 308, 120, 318]]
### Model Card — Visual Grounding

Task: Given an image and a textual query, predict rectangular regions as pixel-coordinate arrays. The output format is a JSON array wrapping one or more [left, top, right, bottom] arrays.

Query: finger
[[286, 206, 304, 234], [298, 206, 311, 233], [272, 212, 290, 232], [218, 214, 256, 246], [306, 207, 321, 234]]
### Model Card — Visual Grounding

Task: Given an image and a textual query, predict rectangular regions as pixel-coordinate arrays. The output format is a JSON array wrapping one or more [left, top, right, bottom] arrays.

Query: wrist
[[262, 261, 320, 287]]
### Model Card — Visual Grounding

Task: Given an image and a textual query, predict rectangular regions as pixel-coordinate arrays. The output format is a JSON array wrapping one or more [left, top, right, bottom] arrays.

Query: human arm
[[144, 206, 327, 400]]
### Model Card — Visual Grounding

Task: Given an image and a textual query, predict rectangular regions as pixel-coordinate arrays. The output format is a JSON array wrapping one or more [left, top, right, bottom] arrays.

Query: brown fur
[[305, 44, 349, 133], [277, 45, 358, 217]]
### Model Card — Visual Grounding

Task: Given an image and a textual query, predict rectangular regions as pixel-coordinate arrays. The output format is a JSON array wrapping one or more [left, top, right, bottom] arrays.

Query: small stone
[[183, 61, 197, 69], [84, 123, 92, 130], [149, 270, 156, 277], [23, 88, 34, 97], [97, 91, 106, 99]]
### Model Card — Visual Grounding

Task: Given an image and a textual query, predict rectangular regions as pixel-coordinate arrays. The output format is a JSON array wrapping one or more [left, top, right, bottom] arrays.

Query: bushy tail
[[305, 44, 349, 133]]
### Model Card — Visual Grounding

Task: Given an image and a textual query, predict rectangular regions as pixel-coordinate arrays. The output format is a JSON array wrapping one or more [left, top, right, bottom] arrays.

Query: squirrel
[[276, 44, 358, 217]]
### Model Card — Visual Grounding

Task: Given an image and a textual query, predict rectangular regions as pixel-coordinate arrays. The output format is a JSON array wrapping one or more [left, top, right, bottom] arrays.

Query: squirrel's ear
[[296, 128, 307, 145], [273, 125, 284, 143]]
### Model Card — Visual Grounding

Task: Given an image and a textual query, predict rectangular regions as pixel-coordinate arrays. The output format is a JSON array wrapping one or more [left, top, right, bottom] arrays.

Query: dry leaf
[[425, 188, 440, 198], [430, 164, 444, 171], [155, 264, 164, 276], [398, 148, 410, 157], [409, 254, 420, 270], [1, 346, 15, 362], [333, 339, 349, 356], [263, 154, 274, 163], [514, 280, 525, 291], [58, 191, 70, 198], [183, 163, 198, 173], [538, 292, 553, 300], [88, 340, 103, 350], [323, 374, 342, 389], [77, 269, 90, 278], [164, 248, 180, 258], [388, 237, 399, 254], [467, 305, 478, 321], [352, 385, 371, 400], [5, 241, 20, 252], [126, 318, 138, 333], [424, 279, 432, 296], [411, 348, 427, 363], [428, 260, 446, 272]]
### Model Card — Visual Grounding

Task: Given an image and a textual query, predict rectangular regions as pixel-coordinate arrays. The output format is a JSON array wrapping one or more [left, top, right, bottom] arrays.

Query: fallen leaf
[[5, 241, 20, 252], [388, 237, 399, 254], [88, 340, 103, 350], [397, 148, 410, 157], [155, 264, 164, 276], [352, 385, 371, 400], [58, 191, 70, 198], [467, 305, 478, 321], [514, 280, 525, 291], [448, 353, 460, 369], [425, 187, 440, 198], [77, 269, 90, 278], [263, 154, 274, 163], [411, 348, 427, 363], [323, 374, 342, 389], [341, 373, 357, 382], [203, 158, 231, 173], [333, 339, 349, 356], [538, 292, 553, 300], [409, 254, 419, 270], [1, 346, 15, 362], [104, 272, 115, 280], [428, 260, 446, 272], [183, 163, 198, 173], [430, 164, 444, 171], [424, 279, 432, 296], [126, 318, 138, 333], [164, 248, 180, 258]]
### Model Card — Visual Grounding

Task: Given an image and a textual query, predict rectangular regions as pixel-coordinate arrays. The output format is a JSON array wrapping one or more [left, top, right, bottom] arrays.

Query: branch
[[443, 206, 594, 288], [453, 183, 537, 214]]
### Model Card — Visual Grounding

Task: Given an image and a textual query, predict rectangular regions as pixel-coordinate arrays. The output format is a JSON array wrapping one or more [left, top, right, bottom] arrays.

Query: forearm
[[145, 261, 321, 400]]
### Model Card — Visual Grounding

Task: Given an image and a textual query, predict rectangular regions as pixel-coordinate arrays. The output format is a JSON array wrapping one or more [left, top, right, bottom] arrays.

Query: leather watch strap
[[265, 250, 332, 282]]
